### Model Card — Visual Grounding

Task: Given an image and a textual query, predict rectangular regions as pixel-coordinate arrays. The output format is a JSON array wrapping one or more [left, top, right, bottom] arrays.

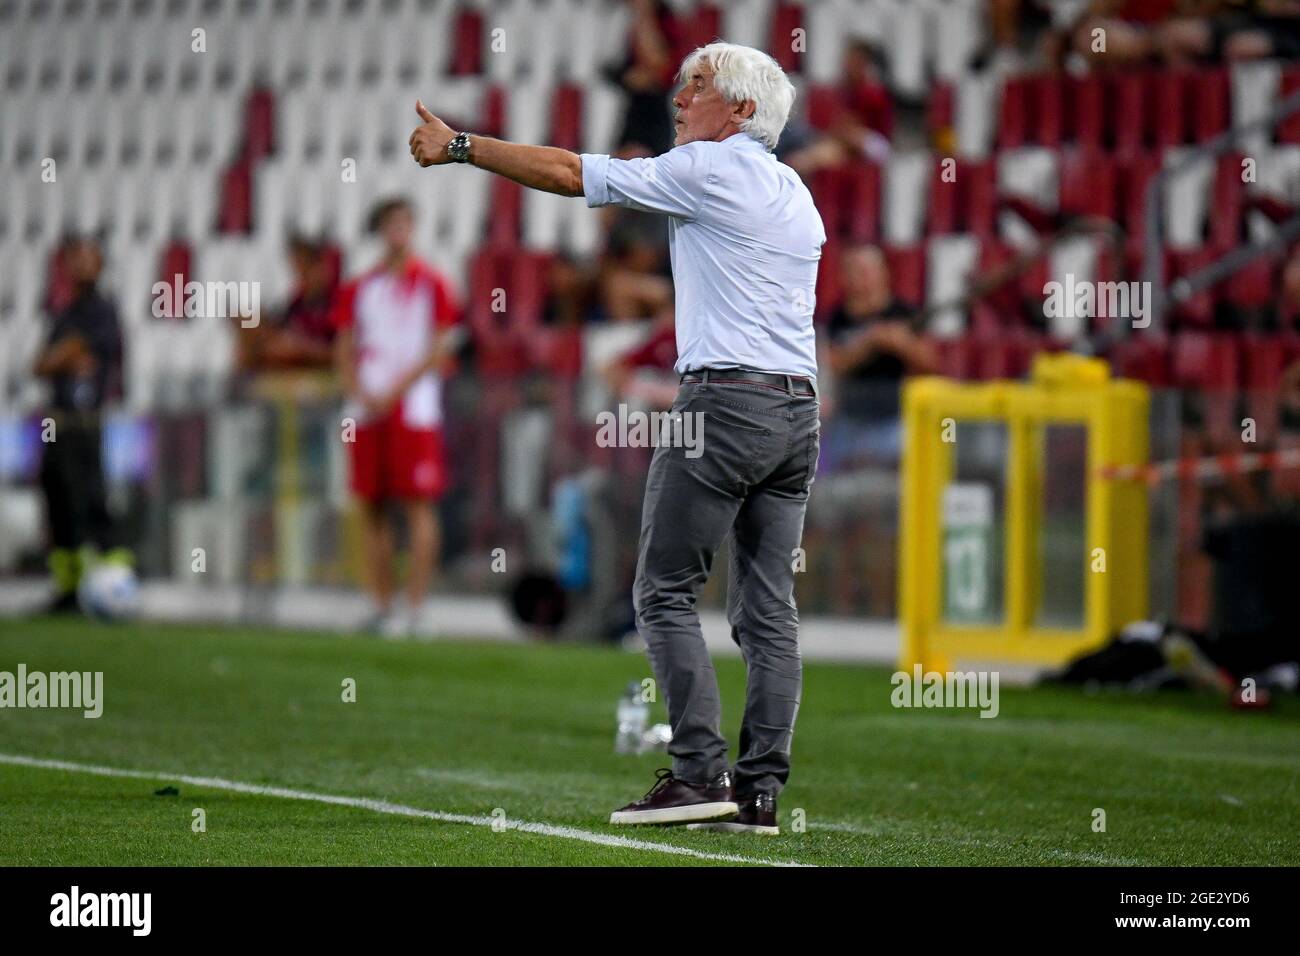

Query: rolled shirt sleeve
[[579, 141, 713, 219]]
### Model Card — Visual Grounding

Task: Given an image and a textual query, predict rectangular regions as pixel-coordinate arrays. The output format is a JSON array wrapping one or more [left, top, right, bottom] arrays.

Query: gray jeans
[[632, 377, 820, 798]]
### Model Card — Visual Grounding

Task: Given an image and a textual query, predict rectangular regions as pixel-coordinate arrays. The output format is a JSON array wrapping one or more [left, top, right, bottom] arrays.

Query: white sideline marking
[[0, 753, 811, 868]]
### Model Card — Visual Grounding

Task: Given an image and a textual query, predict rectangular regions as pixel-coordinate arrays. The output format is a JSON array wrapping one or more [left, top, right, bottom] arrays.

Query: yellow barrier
[[898, 353, 1149, 672]]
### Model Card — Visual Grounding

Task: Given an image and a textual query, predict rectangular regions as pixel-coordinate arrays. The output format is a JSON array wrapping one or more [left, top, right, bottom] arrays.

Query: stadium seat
[[883, 244, 926, 310], [1191, 66, 1230, 145], [1070, 72, 1105, 151], [843, 161, 883, 244], [1210, 152, 1246, 250], [1279, 67, 1300, 145], [449, 6, 485, 77], [767, 2, 804, 74], [1112, 71, 1151, 158], [1059, 148, 1117, 222], [1223, 256, 1277, 312], [1152, 69, 1188, 150], [1108, 333, 1172, 387], [1168, 247, 1218, 328], [996, 75, 1031, 150]]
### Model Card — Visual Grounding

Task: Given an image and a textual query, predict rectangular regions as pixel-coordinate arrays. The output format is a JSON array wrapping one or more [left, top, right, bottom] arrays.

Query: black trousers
[[39, 413, 113, 552]]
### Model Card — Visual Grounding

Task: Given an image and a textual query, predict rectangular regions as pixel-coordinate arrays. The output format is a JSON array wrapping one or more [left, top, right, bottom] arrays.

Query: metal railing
[[1141, 86, 1300, 333]]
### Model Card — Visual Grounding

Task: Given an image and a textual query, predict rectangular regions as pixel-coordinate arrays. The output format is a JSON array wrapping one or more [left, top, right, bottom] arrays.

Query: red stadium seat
[[1108, 333, 1172, 387], [244, 87, 275, 160], [1191, 66, 1230, 144], [1278, 67, 1300, 144], [1240, 331, 1290, 445], [997, 76, 1030, 149], [550, 85, 583, 153], [156, 240, 192, 319], [927, 82, 955, 143], [533, 323, 584, 378], [1168, 247, 1217, 328], [1070, 73, 1106, 150], [974, 238, 1020, 320], [449, 8, 484, 76], [968, 301, 1003, 336], [842, 160, 881, 244], [465, 249, 532, 377], [976, 329, 1044, 379], [43, 245, 74, 314], [482, 85, 507, 138], [1223, 256, 1276, 310], [812, 166, 846, 239], [1210, 153, 1246, 249], [216, 159, 252, 234], [963, 160, 997, 238], [1059, 148, 1117, 221], [931, 334, 978, 379], [1151, 69, 1188, 150], [1242, 332, 1288, 389], [510, 251, 548, 328], [486, 178, 522, 250], [806, 85, 843, 131], [926, 159, 960, 235], [1173, 331, 1238, 389], [884, 244, 925, 309], [815, 238, 842, 321], [767, 3, 804, 74], [1033, 73, 1065, 148], [1015, 254, 1049, 308], [1173, 332, 1240, 445], [1112, 71, 1151, 158], [675, 4, 722, 63]]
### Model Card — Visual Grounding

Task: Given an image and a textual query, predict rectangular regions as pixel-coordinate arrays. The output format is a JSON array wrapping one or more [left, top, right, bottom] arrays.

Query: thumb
[[415, 99, 436, 123]]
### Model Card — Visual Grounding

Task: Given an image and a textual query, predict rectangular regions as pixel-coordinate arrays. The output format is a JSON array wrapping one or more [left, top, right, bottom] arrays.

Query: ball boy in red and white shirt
[[333, 198, 462, 636]]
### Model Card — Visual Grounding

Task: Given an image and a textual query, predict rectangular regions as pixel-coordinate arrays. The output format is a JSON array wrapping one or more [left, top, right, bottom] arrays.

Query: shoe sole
[[609, 801, 739, 826], [686, 821, 780, 836]]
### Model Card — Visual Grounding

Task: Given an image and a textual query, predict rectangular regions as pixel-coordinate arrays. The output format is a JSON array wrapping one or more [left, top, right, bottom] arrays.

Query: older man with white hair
[[411, 41, 825, 836]]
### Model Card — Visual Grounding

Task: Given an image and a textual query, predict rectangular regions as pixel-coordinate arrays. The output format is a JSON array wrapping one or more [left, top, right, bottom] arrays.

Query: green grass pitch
[[1, 616, 1297, 866]]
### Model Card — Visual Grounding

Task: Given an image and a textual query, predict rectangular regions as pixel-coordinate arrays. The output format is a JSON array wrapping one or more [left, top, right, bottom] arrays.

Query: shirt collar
[[723, 133, 768, 152]]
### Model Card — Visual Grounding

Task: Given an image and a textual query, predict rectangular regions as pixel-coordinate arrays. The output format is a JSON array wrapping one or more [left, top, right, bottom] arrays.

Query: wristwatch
[[447, 131, 472, 163]]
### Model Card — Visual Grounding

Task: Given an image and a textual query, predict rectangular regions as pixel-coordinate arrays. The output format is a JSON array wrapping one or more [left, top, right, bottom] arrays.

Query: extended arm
[[409, 101, 583, 197]]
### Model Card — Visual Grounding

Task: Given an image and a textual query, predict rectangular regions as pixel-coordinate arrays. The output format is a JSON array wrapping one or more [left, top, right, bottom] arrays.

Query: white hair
[[677, 42, 796, 151]]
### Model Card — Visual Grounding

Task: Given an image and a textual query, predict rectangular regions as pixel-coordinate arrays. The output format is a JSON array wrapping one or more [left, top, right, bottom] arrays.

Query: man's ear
[[733, 99, 757, 123]]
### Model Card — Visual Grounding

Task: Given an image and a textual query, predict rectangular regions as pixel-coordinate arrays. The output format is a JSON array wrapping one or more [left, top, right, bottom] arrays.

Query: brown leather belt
[[680, 368, 817, 397]]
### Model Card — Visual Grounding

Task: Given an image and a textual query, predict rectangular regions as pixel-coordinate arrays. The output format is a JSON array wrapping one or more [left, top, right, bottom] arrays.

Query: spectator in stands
[[333, 198, 463, 637], [32, 236, 128, 612], [541, 252, 603, 326], [779, 40, 893, 178], [239, 235, 338, 371], [823, 244, 937, 466], [598, 173, 674, 320], [1071, 1, 1300, 67], [1156, 5, 1300, 64], [835, 40, 894, 147], [609, 0, 680, 156]]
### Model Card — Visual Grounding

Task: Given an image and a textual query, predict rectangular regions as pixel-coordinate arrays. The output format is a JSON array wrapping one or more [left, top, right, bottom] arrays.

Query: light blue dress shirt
[[581, 133, 826, 380]]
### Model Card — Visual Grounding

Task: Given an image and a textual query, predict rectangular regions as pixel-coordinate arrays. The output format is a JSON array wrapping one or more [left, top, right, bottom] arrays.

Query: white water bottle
[[615, 681, 648, 754]]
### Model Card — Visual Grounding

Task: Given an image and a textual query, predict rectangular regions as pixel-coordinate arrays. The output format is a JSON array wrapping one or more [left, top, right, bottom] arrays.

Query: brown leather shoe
[[609, 768, 739, 826], [687, 792, 779, 836]]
